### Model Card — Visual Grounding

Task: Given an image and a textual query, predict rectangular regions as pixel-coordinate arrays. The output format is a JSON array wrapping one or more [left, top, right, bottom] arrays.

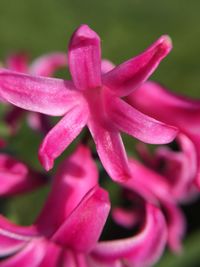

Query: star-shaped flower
[[0, 25, 177, 182]]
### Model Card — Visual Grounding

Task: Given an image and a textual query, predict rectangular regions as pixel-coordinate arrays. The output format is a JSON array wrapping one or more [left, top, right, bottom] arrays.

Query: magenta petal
[[0, 234, 27, 258], [127, 159, 171, 203], [52, 186, 110, 253], [128, 81, 200, 128], [88, 118, 131, 182], [155, 136, 196, 200], [0, 239, 46, 267], [101, 59, 115, 74], [162, 201, 186, 253], [6, 53, 29, 73], [103, 35, 172, 97], [0, 69, 79, 116], [62, 250, 89, 267], [0, 154, 46, 197], [30, 52, 67, 77], [112, 208, 139, 229], [0, 215, 38, 257], [68, 24, 102, 90], [128, 81, 200, 187], [92, 204, 167, 267], [36, 145, 98, 235], [39, 103, 89, 171], [106, 95, 178, 144], [37, 243, 62, 267]]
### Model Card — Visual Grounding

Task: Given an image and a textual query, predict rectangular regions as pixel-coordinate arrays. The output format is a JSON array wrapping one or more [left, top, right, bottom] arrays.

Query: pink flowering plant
[[0, 24, 199, 266]]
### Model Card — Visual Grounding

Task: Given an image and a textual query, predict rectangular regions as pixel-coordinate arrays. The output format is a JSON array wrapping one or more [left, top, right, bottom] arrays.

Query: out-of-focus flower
[[137, 134, 197, 202], [4, 52, 66, 134], [0, 25, 177, 182], [0, 145, 167, 267], [126, 81, 200, 188], [115, 133, 198, 253], [0, 145, 110, 266]]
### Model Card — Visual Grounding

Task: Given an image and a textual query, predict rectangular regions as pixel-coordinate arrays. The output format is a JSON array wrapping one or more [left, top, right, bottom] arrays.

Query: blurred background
[[0, 0, 200, 266]]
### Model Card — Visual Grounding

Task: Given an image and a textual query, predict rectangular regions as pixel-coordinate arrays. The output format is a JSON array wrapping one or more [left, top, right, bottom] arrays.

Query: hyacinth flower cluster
[[0, 24, 199, 266]]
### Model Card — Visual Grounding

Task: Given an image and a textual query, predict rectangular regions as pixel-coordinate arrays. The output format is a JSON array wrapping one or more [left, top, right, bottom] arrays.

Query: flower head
[[0, 25, 177, 182]]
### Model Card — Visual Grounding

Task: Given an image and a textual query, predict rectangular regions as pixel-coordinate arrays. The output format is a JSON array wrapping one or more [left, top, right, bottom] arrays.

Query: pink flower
[[117, 133, 197, 253], [0, 25, 177, 182], [0, 145, 167, 267], [127, 81, 200, 187], [0, 145, 110, 266], [4, 52, 66, 134]]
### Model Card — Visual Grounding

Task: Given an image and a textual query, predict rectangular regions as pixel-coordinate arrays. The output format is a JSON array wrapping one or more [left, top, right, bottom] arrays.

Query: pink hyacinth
[[3, 52, 66, 134], [0, 145, 110, 266], [0, 145, 167, 267], [0, 25, 178, 182], [127, 81, 200, 188]]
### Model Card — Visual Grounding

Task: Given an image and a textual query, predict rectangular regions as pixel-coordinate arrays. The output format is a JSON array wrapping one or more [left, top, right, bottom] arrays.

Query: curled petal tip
[[38, 151, 53, 171], [71, 24, 100, 46], [157, 35, 173, 56]]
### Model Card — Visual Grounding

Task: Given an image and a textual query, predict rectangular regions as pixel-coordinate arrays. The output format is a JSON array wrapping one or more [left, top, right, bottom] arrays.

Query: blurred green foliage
[[0, 0, 200, 266]]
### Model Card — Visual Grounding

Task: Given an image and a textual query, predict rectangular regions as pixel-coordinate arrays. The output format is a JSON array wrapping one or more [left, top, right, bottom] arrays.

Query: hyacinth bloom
[[0, 145, 167, 267], [3, 52, 66, 134], [0, 145, 110, 266], [0, 154, 46, 197], [126, 81, 200, 187], [0, 25, 178, 182], [115, 134, 197, 253]]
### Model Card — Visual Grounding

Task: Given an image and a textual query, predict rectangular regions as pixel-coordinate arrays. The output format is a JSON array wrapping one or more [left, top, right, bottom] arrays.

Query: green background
[[0, 0, 200, 266]]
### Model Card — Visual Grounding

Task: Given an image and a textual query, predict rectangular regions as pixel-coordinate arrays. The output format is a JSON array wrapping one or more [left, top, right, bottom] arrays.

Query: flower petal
[[36, 145, 98, 235], [127, 159, 171, 202], [101, 59, 115, 74], [52, 186, 110, 253], [0, 215, 38, 257], [103, 35, 172, 97], [6, 53, 29, 73], [127, 81, 200, 128], [38, 102, 89, 171], [0, 69, 79, 116], [88, 118, 131, 182], [30, 52, 67, 77], [62, 251, 90, 267], [92, 204, 167, 267], [155, 135, 197, 200], [37, 243, 62, 267], [0, 239, 47, 267], [128, 81, 200, 187], [0, 154, 47, 197], [68, 24, 102, 90], [112, 207, 140, 229], [105, 94, 178, 144], [162, 200, 186, 253]]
